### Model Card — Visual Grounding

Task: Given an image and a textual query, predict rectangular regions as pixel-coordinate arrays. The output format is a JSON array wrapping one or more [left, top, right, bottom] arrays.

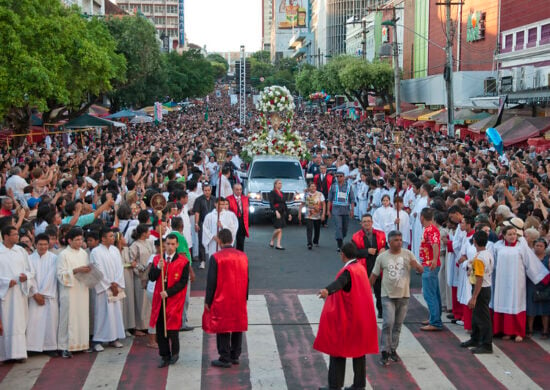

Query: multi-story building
[[495, 0, 550, 107], [310, 0, 327, 66], [262, 0, 273, 52], [62, 0, 105, 15], [116, 0, 185, 50], [400, 0, 498, 107], [271, 0, 310, 61]]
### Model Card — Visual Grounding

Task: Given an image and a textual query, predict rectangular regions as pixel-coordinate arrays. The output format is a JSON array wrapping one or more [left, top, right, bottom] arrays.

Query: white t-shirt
[[5, 175, 28, 195], [373, 249, 417, 298]]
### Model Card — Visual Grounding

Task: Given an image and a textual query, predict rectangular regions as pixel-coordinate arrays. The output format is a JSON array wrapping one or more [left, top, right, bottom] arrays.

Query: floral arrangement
[[241, 128, 310, 162], [256, 85, 295, 113], [243, 85, 309, 162], [309, 92, 327, 101]]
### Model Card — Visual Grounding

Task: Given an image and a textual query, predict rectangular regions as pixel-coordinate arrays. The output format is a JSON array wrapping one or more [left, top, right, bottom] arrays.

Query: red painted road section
[[493, 337, 550, 388], [364, 328, 419, 390], [406, 297, 507, 390], [0, 362, 13, 382], [201, 332, 251, 390], [118, 336, 168, 390], [33, 351, 97, 390], [265, 293, 327, 390]]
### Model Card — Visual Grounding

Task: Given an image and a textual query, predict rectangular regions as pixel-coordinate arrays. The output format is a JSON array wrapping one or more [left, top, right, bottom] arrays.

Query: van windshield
[[249, 161, 303, 179]]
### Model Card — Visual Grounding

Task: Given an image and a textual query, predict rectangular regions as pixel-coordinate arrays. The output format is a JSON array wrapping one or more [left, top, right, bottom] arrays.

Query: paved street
[[1, 221, 549, 389]]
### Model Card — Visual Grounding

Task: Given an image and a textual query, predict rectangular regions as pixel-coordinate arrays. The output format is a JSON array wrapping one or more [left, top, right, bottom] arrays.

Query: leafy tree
[[339, 57, 394, 109], [0, 0, 126, 142], [163, 49, 215, 101], [106, 15, 163, 110], [206, 53, 229, 72], [295, 65, 317, 97], [250, 50, 271, 64], [210, 61, 227, 80]]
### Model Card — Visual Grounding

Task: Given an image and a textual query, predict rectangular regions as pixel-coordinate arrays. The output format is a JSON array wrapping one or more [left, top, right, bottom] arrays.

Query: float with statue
[[242, 85, 309, 162]]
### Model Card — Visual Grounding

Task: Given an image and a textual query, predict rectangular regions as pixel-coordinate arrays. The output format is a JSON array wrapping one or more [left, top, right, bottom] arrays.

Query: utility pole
[[361, 18, 367, 61], [239, 45, 246, 127], [391, 7, 401, 117], [437, 0, 462, 138]]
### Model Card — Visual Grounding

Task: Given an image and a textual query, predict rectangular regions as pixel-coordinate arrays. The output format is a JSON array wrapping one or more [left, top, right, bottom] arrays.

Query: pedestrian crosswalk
[[2, 292, 550, 389]]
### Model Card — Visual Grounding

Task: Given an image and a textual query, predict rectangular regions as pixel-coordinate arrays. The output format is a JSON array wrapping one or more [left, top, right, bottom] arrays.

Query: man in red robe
[[202, 228, 249, 368], [227, 183, 249, 251], [149, 233, 190, 368], [352, 214, 387, 317], [314, 242, 379, 390]]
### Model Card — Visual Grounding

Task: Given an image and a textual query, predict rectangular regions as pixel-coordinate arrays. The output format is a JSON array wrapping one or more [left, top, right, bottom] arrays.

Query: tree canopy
[[294, 55, 394, 109], [0, 0, 126, 137]]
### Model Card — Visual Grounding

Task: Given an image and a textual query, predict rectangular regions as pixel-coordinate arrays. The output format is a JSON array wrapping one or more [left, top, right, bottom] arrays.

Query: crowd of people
[[0, 88, 550, 384]]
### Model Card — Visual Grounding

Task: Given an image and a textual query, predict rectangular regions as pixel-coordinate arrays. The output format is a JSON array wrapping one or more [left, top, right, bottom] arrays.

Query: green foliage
[[106, 15, 163, 110], [250, 50, 271, 64], [206, 53, 229, 72], [0, 0, 126, 133], [210, 61, 227, 79], [294, 55, 394, 109], [295, 65, 318, 97]]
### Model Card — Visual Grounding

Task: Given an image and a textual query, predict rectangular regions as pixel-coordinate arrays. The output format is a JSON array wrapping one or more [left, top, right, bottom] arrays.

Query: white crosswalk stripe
[[1, 354, 49, 390], [246, 294, 287, 389], [413, 293, 542, 390], [167, 296, 204, 390], [82, 338, 133, 390]]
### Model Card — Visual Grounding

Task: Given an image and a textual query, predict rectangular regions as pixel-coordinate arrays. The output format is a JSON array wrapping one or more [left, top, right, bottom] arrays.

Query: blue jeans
[[332, 214, 350, 241], [422, 266, 442, 328]]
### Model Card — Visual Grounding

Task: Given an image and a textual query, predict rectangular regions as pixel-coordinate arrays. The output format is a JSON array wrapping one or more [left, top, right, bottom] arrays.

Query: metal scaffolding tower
[[239, 45, 246, 127]]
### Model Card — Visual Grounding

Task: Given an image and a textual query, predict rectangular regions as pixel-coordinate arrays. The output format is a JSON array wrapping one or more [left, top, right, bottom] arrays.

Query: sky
[[185, 0, 262, 53]]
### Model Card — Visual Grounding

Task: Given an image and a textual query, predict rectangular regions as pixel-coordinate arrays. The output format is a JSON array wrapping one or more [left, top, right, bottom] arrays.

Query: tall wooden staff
[[151, 193, 168, 337], [396, 201, 400, 231], [214, 147, 227, 251]]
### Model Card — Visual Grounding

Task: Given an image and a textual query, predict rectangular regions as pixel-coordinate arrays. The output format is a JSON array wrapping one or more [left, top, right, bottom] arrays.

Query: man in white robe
[[0, 226, 35, 362], [202, 198, 238, 258], [90, 229, 126, 348], [218, 166, 233, 199], [411, 184, 429, 259], [57, 227, 92, 357], [27, 233, 58, 353]]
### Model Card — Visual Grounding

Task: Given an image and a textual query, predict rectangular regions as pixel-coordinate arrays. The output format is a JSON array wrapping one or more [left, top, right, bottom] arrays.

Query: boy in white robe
[[57, 227, 92, 358], [411, 184, 429, 259], [0, 226, 35, 362], [202, 198, 238, 258], [90, 228, 126, 348], [27, 233, 58, 353]]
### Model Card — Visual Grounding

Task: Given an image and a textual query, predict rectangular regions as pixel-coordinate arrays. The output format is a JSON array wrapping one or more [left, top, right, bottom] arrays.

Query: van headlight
[[249, 192, 261, 201], [294, 193, 305, 201]]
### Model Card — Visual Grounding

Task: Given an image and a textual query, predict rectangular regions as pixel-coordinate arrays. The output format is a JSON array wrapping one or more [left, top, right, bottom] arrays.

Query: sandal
[[526, 331, 533, 339], [146, 343, 158, 349], [541, 333, 549, 339], [514, 336, 523, 343]]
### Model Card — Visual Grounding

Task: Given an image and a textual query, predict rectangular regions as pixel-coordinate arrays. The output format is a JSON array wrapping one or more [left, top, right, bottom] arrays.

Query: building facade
[[262, 0, 273, 51], [116, 0, 184, 50], [62, 0, 105, 15], [495, 0, 550, 105]]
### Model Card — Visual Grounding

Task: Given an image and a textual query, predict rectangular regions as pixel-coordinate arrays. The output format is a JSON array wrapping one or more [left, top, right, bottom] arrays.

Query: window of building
[[154, 16, 165, 25], [142, 5, 152, 13], [155, 5, 164, 13], [503, 34, 513, 51], [541, 24, 550, 44], [167, 5, 178, 13], [515, 30, 524, 49], [527, 27, 537, 47]]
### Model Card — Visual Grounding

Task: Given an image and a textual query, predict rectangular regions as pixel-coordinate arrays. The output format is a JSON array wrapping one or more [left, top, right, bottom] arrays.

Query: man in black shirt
[[193, 184, 216, 269]]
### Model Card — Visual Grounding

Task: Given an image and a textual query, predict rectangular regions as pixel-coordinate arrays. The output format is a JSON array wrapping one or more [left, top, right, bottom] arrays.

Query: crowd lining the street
[[1, 90, 550, 388]]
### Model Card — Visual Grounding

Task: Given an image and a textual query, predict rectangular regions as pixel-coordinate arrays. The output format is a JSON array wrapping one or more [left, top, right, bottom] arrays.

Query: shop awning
[[468, 113, 513, 134], [496, 116, 550, 146], [400, 107, 433, 121], [417, 108, 445, 121], [64, 114, 117, 129]]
